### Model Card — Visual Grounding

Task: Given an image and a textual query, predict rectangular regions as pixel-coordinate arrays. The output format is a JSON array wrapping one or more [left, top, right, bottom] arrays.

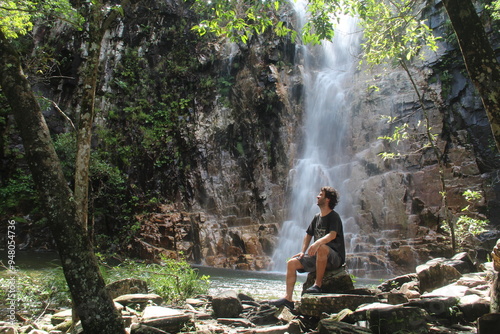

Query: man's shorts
[[297, 247, 342, 273]]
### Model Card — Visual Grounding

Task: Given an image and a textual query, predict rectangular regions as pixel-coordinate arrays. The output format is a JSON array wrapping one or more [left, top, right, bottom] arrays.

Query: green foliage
[[189, 0, 296, 44], [0, 267, 72, 321], [442, 190, 489, 250], [100, 256, 210, 304], [0, 0, 82, 39], [0, 169, 38, 216], [377, 115, 436, 160], [487, 0, 500, 20], [351, 0, 438, 67], [52, 131, 133, 240], [189, 0, 438, 68]]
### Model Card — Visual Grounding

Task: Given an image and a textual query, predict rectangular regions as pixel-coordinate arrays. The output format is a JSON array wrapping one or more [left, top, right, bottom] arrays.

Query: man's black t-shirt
[[305, 210, 345, 264]]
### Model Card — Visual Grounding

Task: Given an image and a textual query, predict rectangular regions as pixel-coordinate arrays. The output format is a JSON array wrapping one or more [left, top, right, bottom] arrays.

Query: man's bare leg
[[314, 245, 329, 287], [285, 257, 303, 301]]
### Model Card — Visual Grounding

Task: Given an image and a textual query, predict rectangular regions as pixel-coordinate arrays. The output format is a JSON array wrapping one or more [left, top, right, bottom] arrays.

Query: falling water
[[272, 1, 361, 272]]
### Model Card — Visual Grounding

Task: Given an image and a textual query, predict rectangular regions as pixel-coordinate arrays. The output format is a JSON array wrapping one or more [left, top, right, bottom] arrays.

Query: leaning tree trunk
[[0, 31, 126, 334], [442, 0, 500, 153]]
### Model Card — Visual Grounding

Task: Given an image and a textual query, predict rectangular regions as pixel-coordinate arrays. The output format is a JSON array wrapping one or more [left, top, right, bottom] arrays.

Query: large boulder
[[416, 258, 463, 292], [302, 265, 354, 294], [298, 294, 378, 318], [139, 306, 191, 333], [458, 294, 490, 322], [106, 278, 149, 299], [366, 306, 429, 334], [212, 290, 243, 318]]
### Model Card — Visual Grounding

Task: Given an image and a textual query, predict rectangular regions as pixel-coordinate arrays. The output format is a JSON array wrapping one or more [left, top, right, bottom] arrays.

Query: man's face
[[316, 190, 327, 206]]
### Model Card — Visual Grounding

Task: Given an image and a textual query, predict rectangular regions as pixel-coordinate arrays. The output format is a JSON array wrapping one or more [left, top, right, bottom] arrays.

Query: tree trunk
[[0, 31, 126, 334], [74, 1, 104, 232], [442, 0, 500, 153]]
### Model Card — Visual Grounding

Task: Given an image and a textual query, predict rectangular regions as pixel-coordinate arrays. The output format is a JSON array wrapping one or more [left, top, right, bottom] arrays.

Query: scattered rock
[[366, 306, 429, 334], [0, 326, 18, 334], [387, 292, 408, 305], [113, 293, 163, 309], [478, 313, 500, 334], [130, 323, 168, 334], [211, 290, 243, 318], [246, 304, 281, 325], [417, 258, 463, 293], [298, 293, 378, 317], [217, 318, 255, 328], [318, 318, 372, 334], [378, 273, 419, 292], [406, 296, 458, 318], [458, 294, 490, 322], [50, 309, 72, 325], [106, 278, 148, 299], [140, 306, 191, 332]]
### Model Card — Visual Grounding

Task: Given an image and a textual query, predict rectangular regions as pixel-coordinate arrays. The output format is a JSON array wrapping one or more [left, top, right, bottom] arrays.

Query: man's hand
[[308, 242, 320, 256], [292, 252, 305, 259]]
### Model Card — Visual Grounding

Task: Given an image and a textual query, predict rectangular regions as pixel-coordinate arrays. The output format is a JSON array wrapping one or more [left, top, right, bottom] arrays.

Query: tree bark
[[0, 31, 126, 334], [442, 0, 500, 153], [74, 1, 104, 232]]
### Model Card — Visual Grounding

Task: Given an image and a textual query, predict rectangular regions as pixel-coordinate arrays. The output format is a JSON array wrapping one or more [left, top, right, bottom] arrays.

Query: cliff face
[[7, 1, 500, 275]]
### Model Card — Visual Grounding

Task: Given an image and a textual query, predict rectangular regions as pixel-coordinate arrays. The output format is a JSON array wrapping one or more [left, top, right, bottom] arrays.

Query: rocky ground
[[1, 251, 499, 334]]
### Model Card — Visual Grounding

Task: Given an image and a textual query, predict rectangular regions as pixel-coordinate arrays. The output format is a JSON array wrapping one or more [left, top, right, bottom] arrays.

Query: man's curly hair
[[322, 186, 339, 209]]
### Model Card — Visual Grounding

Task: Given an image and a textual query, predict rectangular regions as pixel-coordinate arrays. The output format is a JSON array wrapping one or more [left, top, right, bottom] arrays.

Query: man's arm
[[307, 231, 337, 256], [293, 234, 313, 259]]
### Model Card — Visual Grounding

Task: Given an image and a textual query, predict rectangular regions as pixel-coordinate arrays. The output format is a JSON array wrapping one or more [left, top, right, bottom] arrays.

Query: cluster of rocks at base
[[3, 250, 500, 334]]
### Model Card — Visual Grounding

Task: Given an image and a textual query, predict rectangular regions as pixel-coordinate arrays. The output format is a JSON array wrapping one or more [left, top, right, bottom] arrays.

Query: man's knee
[[287, 257, 303, 271], [317, 245, 330, 257]]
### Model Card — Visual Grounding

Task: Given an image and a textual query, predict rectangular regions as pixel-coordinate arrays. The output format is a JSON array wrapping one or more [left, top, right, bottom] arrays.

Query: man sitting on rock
[[270, 186, 346, 309]]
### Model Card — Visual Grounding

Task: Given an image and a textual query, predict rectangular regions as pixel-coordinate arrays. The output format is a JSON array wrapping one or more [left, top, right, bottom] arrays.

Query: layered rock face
[[21, 1, 500, 274]]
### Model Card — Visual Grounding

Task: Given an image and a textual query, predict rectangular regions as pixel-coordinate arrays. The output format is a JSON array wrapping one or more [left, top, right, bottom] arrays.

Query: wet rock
[[478, 313, 500, 334], [366, 306, 429, 334], [217, 318, 255, 328], [212, 290, 243, 318], [130, 323, 168, 334], [406, 296, 459, 318], [400, 281, 421, 299], [245, 304, 280, 325], [387, 292, 408, 305], [378, 273, 419, 292], [451, 252, 477, 273], [458, 294, 490, 322], [113, 293, 163, 309], [106, 278, 148, 299], [50, 309, 72, 325], [416, 258, 463, 292], [298, 294, 378, 317], [0, 326, 17, 334], [251, 320, 302, 334], [140, 306, 191, 333], [318, 318, 372, 334], [302, 266, 354, 294]]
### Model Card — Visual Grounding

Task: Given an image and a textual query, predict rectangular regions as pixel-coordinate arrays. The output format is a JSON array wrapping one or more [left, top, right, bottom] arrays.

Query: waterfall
[[272, 1, 361, 272]]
